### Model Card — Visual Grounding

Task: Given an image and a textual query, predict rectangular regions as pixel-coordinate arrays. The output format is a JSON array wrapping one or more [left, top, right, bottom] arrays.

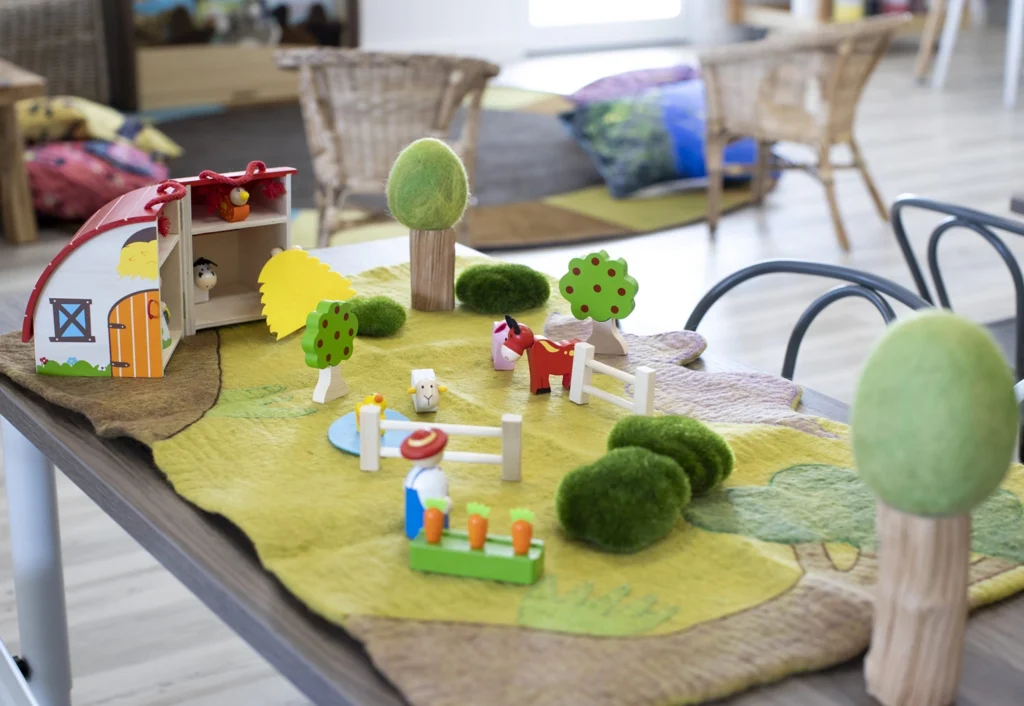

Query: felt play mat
[[3, 259, 1024, 706]]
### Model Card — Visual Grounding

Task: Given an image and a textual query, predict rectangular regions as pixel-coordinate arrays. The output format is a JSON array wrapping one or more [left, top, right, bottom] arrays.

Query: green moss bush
[[607, 415, 734, 495], [347, 296, 406, 337], [556, 447, 691, 553], [455, 263, 551, 314]]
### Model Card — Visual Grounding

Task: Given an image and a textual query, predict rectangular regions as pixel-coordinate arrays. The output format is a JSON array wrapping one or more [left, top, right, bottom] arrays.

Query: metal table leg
[[0, 419, 72, 706]]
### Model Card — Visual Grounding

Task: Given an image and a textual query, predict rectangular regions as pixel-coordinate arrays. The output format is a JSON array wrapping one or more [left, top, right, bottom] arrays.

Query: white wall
[[360, 0, 528, 63], [359, 0, 727, 64]]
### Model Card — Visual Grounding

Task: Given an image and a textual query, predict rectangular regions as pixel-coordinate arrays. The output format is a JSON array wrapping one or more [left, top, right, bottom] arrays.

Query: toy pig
[[492, 321, 516, 371]]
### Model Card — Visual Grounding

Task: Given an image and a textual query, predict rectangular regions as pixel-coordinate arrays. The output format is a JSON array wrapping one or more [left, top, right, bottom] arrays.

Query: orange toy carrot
[[466, 502, 491, 550], [510, 508, 535, 556], [423, 498, 447, 544]]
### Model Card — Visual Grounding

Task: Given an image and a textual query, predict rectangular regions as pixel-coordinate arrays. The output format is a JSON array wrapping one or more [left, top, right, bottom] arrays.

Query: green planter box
[[409, 529, 545, 585]]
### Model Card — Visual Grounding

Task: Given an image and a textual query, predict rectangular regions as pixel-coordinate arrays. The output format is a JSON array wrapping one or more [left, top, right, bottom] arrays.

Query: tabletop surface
[[0, 59, 45, 106], [2, 237, 1023, 706]]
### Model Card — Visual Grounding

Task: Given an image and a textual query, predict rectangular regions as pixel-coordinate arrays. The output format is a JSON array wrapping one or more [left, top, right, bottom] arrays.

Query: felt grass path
[[136, 260, 1024, 706]]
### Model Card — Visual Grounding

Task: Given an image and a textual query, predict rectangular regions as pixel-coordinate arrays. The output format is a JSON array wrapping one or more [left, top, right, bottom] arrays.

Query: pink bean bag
[[25, 141, 169, 221]]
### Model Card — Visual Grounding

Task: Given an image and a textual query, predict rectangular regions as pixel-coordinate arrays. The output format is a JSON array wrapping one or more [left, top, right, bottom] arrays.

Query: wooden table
[[0, 59, 44, 245], [1, 238, 1023, 706]]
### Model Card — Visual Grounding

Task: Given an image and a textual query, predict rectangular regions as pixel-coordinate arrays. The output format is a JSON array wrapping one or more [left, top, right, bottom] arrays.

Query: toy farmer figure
[[401, 428, 450, 539]]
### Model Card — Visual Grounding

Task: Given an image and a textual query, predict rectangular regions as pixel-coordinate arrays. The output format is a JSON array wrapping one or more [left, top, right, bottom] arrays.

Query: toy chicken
[[218, 186, 250, 223], [355, 393, 387, 434]]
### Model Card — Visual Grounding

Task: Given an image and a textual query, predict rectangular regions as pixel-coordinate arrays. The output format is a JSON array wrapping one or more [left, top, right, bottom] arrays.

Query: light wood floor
[[1, 29, 1023, 706]]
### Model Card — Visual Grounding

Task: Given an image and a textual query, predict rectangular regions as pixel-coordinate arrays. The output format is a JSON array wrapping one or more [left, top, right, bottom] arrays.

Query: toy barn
[[20, 162, 294, 378]]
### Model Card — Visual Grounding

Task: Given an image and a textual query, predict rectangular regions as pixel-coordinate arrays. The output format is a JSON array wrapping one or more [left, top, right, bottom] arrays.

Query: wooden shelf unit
[[158, 233, 179, 267], [194, 289, 264, 330], [162, 327, 183, 367], [179, 172, 293, 335], [728, 1, 928, 34], [191, 206, 289, 236]]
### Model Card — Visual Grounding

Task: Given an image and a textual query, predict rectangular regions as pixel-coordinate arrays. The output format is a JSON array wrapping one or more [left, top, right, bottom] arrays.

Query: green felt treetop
[[300, 300, 358, 370], [851, 310, 1018, 517], [386, 138, 469, 231], [558, 250, 638, 323]]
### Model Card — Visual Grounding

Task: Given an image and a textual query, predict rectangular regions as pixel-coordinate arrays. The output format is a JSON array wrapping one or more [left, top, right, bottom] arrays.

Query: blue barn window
[[49, 298, 95, 343]]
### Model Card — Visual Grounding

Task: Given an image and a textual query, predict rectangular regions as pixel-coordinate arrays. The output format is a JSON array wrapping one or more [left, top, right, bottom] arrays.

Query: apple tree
[[301, 300, 358, 403], [558, 250, 638, 354]]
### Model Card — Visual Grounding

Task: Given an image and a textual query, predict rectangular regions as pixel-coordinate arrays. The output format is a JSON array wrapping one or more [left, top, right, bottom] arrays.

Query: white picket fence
[[568, 342, 655, 415], [358, 405, 523, 481]]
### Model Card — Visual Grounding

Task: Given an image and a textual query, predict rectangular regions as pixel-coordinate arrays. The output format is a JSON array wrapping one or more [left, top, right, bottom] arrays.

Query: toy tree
[[259, 247, 356, 340], [386, 138, 468, 312], [852, 311, 1018, 706], [558, 250, 638, 355], [301, 300, 358, 404]]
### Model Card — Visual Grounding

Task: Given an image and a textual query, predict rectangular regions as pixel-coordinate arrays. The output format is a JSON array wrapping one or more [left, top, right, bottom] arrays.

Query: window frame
[[49, 297, 95, 343]]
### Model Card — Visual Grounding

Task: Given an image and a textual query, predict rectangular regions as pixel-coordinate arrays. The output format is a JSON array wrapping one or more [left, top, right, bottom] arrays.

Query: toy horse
[[501, 315, 579, 395]]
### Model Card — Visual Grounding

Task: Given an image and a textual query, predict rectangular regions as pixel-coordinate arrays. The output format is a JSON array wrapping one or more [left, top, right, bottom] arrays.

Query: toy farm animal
[[492, 321, 516, 371], [409, 369, 447, 414], [219, 186, 250, 223], [356, 393, 387, 433], [501, 315, 579, 395], [193, 257, 218, 303]]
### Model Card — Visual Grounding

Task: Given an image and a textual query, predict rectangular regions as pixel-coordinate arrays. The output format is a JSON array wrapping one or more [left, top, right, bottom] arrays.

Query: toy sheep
[[193, 257, 218, 303], [408, 369, 447, 414]]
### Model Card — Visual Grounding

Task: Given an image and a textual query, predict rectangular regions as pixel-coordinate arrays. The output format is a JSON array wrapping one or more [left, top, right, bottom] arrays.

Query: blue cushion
[[560, 79, 767, 198]]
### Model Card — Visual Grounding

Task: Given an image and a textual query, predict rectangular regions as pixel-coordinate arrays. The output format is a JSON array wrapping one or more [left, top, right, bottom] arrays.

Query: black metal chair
[[891, 195, 1024, 384], [684, 260, 932, 381]]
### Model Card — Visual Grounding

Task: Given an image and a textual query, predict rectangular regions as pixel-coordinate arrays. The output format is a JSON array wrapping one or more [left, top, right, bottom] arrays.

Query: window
[[49, 298, 95, 343], [528, 0, 682, 27]]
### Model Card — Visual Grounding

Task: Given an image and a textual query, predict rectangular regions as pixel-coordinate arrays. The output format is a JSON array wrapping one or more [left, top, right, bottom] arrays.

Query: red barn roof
[[175, 165, 296, 187], [21, 184, 170, 342]]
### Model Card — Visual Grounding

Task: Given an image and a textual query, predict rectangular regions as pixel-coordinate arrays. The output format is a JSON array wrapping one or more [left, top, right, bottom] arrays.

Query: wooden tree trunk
[[409, 228, 456, 312], [588, 318, 628, 355], [313, 366, 347, 404], [865, 501, 970, 706]]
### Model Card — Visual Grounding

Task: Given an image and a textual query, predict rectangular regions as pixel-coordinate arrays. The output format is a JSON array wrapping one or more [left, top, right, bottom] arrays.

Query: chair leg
[[914, 0, 946, 82], [849, 139, 888, 222], [752, 140, 771, 205], [1005, 0, 1024, 108], [316, 185, 334, 249], [932, 0, 966, 90], [819, 149, 850, 252], [706, 138, 725, 240]]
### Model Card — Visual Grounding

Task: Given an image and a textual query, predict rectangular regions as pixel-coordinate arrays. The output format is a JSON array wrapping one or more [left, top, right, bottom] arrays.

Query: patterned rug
[[2, 260, 1024, 706], [159, 86, 756, 251]]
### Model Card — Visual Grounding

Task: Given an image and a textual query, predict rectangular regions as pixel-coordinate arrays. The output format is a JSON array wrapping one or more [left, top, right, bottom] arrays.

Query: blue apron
[[405, 467, 449, 539]]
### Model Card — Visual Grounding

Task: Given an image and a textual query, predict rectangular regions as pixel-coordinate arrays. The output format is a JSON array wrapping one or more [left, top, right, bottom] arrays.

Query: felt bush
[[386, 138, 468, 231], [852, 310, 1018, 517], [455, 263, 551, 314], [607, 415, 734, 495], [347, 296, 406, 337], [557, 447, 691, 553]]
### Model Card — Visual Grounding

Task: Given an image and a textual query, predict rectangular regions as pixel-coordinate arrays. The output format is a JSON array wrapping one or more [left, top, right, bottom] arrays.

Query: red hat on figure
[[400, 428, 448, 460]]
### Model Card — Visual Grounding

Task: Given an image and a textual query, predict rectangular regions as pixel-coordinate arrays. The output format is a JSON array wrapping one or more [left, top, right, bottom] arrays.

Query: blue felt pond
[[328, 409, 413, 456]]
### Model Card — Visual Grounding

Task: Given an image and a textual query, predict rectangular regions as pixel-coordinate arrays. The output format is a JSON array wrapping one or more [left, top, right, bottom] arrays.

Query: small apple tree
[[301, 300, 358, 403], [558, 250, 638, 355]]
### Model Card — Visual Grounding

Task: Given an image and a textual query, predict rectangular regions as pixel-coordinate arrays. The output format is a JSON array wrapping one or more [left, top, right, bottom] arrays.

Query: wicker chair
[[0, 0, 109, 104], [276, 49, 500, 247], [697, 14, 910, 251]]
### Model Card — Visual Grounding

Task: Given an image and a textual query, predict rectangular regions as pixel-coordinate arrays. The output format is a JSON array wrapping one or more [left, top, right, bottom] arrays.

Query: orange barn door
[[108, 291, 163, 378]]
